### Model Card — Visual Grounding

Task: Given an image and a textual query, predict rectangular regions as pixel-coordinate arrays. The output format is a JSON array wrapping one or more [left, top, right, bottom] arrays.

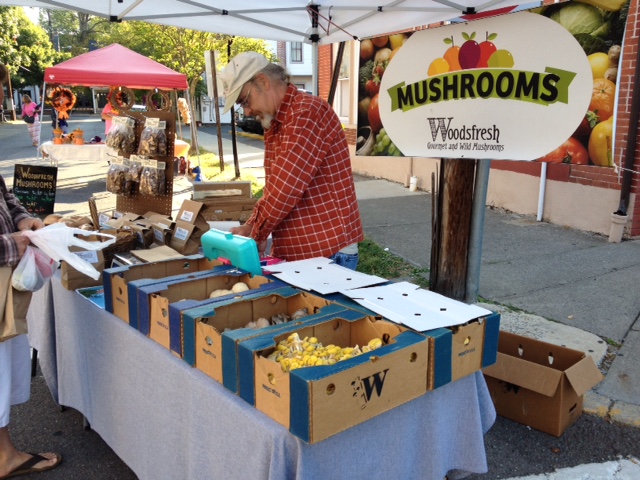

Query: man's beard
[[260, 113, 274, 130]]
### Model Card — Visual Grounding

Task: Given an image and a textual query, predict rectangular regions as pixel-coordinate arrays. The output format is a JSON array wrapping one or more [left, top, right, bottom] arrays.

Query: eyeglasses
[[238, 80, 255, 109]]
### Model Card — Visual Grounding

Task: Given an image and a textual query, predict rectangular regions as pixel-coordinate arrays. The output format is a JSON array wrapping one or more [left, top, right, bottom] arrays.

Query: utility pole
[[6, 68, 17, 121]]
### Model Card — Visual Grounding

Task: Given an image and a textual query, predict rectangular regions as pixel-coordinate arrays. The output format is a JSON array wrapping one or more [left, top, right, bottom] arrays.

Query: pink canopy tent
[[44, 43, 188, 90]]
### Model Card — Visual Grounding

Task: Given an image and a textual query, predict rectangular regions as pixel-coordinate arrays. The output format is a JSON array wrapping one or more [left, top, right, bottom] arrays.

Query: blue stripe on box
[[481, 312, 501, 368], [424, 328, 452, 390]]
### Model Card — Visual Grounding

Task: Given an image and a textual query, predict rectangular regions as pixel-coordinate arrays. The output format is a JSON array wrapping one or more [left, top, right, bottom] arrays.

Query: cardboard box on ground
[[483, 331, 604, 437]]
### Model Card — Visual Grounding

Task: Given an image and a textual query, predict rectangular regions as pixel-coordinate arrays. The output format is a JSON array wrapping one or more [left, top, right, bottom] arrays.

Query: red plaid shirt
[[247, 84, 364, 261]]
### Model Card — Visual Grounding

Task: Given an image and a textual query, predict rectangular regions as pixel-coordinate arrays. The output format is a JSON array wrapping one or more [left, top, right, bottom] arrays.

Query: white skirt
[[0, 334, 31, 428]]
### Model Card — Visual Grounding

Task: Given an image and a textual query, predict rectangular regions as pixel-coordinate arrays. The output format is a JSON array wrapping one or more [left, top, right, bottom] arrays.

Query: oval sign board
[[378, 12, 592, 160]]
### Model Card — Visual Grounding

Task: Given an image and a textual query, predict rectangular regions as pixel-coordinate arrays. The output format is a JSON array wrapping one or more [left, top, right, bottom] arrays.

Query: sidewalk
[[1, 114, 639, 479]]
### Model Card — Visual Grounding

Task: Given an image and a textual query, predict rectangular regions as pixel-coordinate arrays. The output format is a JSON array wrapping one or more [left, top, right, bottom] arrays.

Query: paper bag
[[0, 267, 33, 342]]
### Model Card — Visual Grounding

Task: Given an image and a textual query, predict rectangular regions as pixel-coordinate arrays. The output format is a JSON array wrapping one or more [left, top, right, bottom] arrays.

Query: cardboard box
[[180, 286, 345, 392], [483, 331, 604, 437], [141, 270, 276, 349], [60, 247, 104, 290], [237, 309, 429, 443], [192, 181, 252, 200], [102, 255, 223, 326], [175, 199, 210, 240], [324, 290, 500, 390], [199, 197, 257, 223], [424, 312, 500, 390], [169, 276, 287, 359], [169, 221, 199, 254]]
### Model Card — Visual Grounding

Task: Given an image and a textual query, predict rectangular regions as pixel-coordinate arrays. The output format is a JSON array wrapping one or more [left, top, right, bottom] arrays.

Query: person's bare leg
[[0, 426, 60, 477]]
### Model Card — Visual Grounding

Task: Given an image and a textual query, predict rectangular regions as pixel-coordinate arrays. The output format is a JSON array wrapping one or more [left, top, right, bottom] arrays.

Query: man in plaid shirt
[[221, 52, 364, 270]]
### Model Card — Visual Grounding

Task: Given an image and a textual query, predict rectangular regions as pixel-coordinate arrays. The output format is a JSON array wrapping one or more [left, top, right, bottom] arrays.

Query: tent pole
[[37, 81, 47, 159], [185, 90, 200, 168], [310, 4, 320, 96], [327, 42, 345, 105]]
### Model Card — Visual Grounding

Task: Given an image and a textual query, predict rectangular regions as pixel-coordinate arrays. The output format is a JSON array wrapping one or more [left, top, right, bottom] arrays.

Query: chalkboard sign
[[12, 164, 58, 218]]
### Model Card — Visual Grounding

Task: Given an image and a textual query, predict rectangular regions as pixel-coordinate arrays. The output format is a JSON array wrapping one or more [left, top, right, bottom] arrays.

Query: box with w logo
[[237, 309, 429, 443]]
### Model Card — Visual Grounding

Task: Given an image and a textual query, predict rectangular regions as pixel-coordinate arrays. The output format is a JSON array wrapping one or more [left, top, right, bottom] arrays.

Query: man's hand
[[17, 217, 44, 231], [229, 224, 252, 237], [10, 232, 31, 258], [257, 239, 269, 257]]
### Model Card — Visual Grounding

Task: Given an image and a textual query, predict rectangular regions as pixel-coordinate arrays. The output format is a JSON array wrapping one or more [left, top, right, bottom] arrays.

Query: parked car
[[235, 106, 263, 135]]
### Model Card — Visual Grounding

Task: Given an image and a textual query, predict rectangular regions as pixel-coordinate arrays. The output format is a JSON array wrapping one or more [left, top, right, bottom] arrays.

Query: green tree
[[100, 21, 275, 100], [0, 7, 61, 103], [99, 21, 274, 153], [39, 8, 113, 55]]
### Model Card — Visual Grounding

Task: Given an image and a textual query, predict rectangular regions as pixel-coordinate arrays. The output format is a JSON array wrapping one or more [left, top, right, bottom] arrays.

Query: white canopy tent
[[2, 1, 537, 43], [2, 0, 541, 93]]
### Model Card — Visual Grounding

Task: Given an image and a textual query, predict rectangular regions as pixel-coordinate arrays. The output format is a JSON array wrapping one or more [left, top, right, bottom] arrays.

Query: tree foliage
[[0, 7, 62, 90], [39, 8, 112, 55], [98, 21, 275, 99]]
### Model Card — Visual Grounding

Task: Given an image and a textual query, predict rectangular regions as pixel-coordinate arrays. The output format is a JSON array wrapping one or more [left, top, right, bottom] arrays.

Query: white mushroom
[[231, 282, 249, 293]]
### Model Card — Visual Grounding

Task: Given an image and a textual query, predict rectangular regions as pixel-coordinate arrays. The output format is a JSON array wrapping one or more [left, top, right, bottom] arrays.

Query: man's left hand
[[18, 217, 44, 231]]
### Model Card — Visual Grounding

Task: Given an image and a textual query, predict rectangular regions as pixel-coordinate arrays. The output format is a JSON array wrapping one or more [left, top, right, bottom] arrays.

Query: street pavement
[[0, 114, 639, 479]]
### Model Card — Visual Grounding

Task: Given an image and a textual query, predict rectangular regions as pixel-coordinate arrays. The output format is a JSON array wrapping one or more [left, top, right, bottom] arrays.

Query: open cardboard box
[[140, 270, 276, 350], [167, 274, 287, 358], [483, 331, 604, 437], [180, 286, 346, 393], [103, 255, 223, 326], [321, 281, 500, 390], [237, 309, 429, 444]]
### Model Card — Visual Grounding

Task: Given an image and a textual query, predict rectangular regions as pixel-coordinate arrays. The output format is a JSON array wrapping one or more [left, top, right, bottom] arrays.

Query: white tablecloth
[[27, 274, 496, 480], [39, 141, 117, 166]]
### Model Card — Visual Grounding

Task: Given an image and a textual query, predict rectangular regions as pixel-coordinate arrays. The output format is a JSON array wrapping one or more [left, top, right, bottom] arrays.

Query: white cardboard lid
[[268, 257, 386, 294], [341, 281, 492, 330]]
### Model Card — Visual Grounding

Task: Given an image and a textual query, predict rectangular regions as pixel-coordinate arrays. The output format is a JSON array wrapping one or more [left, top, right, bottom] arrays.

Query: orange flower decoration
[[47, 87, 77, 120]]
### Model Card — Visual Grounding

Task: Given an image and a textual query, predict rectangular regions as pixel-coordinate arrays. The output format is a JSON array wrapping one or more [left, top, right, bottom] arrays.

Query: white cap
[[219, 52, 270, 114]]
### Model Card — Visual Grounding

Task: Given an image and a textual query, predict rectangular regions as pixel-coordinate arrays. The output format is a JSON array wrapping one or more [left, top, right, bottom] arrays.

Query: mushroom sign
[[372, 11, 593, 160]]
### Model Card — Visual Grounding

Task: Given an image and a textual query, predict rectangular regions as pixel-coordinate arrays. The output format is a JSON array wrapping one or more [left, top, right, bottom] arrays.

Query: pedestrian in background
[[20, 95, 41, 147], [221, 52, 364, 270]]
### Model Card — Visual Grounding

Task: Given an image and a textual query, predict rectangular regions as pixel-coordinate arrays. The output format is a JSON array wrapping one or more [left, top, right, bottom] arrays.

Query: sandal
[[0, 452, 62, 479]]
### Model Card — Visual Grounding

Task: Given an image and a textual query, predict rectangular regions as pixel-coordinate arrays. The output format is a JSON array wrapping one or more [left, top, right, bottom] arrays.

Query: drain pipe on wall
[[537, 162, 548, 222]]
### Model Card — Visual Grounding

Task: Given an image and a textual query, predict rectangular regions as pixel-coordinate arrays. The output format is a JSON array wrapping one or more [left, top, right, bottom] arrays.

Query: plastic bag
[[12, 246, 59, 292], [21, 224, 116, 280]]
